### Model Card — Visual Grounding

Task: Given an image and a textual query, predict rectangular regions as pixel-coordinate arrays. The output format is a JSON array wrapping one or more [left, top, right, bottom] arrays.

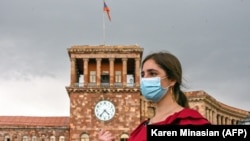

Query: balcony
[[74, 82, 135, 88]]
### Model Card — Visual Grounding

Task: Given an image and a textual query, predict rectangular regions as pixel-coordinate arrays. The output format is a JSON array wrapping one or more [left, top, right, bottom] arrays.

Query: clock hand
[[104, 109, 110, 115], [100, 110, 105, 117]]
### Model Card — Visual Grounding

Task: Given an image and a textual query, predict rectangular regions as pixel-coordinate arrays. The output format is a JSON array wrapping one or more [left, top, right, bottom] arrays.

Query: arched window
[[50, 136, 56, 141], [120, 133, 129, 141], [32, 136, 37, 141], [115, 71, 122, 83], [80, 133, 89, 141], [59, 136, 65, 141], [23, 135, 29, 141], [4, 135, 10, 141], [148, 106, 155, 118], [41, 135, 46, 141]]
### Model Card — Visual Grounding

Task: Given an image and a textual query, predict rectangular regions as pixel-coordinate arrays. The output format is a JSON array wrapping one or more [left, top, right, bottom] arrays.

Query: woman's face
[[141, 59, 170, 87]]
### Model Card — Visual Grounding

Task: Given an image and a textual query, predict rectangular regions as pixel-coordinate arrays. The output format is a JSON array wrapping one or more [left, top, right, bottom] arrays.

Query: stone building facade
[[0, 117, 69, 141], [186, 90, 249, 125], [0, 45, 249, 141]]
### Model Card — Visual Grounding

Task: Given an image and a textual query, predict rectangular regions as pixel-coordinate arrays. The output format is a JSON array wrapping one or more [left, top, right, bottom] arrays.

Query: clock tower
[[66, 45, 148, 141]]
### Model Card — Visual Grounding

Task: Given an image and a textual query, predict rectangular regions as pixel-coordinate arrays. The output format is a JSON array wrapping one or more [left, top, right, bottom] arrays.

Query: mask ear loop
[[161, 76, 167, 80], [160, 76, 169, 89]]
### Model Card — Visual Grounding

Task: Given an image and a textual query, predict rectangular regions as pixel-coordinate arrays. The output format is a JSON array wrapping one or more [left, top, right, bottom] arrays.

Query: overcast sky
[[0, 0, 249, 116]]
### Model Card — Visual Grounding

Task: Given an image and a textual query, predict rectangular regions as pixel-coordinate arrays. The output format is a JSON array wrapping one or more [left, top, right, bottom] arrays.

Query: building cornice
[[68, 45, 144, 56], [65, 87, 140, 95], [186, 90, 249, 117]]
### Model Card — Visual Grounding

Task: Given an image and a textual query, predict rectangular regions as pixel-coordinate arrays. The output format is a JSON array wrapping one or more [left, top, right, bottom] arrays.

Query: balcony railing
[[74, 82, 135, 88]]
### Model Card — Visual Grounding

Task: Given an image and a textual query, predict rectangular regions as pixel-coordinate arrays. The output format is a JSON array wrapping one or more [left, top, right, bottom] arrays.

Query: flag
[[103, 1, 111, 21]]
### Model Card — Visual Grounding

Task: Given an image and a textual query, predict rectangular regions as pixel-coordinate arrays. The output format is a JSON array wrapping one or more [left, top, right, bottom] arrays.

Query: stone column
[[217, 115, 221, 125], [96, 58, 102, 87], [228, 118, 232, 125], [209, 109, 213, 123], [206, 107, 209, 121], [83, 58, 89, 87], [135, 58, 141, 87], [219, 115, 223, 125], [109, 58, 115, 87], [70, 58, 76, 87], [212, 110, 217, 125], [222, 115, 225, 125], [122, 58, 128, 87]]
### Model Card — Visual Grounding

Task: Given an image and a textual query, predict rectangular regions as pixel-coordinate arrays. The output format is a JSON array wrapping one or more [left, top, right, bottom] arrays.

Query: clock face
[[94, 100, 116, 121]]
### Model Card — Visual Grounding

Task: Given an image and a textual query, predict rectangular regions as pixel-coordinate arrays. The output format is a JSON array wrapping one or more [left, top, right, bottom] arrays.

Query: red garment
[[128, 108, 211, 141]]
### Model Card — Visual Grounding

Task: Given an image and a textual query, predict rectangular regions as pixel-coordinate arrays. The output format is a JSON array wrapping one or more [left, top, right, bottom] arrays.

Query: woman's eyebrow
[[146, 69, 157, 72], [141, 69, 158, 74]]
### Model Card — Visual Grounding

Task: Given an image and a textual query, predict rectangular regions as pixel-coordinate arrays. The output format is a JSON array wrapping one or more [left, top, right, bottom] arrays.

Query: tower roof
[[0, 116, 69, 127], [67, 44, 143, 58]]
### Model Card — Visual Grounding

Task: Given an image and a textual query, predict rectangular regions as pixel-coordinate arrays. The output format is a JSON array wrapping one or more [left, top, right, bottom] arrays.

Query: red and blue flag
[[104, 1, 111, 21]]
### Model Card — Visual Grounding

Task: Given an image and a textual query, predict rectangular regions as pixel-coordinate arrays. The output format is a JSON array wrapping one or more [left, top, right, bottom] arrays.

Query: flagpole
[[103, 0, 106, 45]]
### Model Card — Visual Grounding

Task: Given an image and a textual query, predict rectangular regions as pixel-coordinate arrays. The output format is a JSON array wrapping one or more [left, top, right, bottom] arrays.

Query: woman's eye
[[141, 72, 144, 77], [150, 72, 157, 77]]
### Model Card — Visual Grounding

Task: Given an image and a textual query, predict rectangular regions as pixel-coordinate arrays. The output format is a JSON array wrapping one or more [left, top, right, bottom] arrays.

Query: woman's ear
[[169, 79, 177, 87]]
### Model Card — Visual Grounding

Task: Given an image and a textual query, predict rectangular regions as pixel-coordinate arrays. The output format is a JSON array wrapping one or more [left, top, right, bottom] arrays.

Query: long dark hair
[[142, 51, 189, 108]]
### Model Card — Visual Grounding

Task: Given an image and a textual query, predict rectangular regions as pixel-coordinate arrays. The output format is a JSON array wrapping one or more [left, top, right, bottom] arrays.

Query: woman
[[99, 51, 210, 141]]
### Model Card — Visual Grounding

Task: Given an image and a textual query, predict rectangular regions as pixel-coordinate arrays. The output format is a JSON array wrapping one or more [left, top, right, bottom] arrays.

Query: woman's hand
[[98, 129, 115, 141]]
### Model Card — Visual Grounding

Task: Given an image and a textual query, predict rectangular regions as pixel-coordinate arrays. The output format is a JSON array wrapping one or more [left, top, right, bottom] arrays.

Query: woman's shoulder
[[162, 108, 211, 125], [178, 108, 206, 117]]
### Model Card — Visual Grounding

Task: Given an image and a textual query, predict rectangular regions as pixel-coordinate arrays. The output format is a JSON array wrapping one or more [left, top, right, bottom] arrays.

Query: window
[[120, 133, 129, 141], [41, 135, 46, 141], [115, 71, 121, 83], [90, 71, 96, 83], [32, 136, 37, 141], [126, 74, 134, 87], [59, 136, 65, 141], [23, 136, 29, 141], [50, 136, 56, 141], [80, 133, 89, 141], [4, 135, 10, 141], [148, 107, 155, 118], [101, 74, 109, 83]]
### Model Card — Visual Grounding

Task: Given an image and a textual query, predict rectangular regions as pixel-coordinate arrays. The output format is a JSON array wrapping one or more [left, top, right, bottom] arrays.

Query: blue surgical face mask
[[140, 77, 169, 102]]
